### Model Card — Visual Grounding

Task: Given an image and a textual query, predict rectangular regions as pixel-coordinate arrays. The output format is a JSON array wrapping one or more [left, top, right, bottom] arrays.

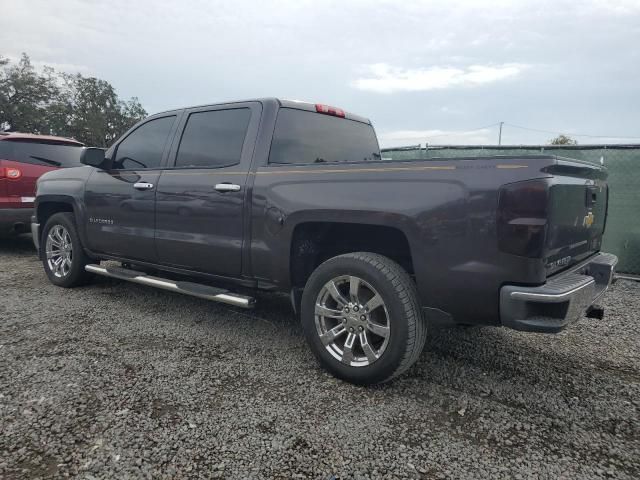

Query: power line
[[404, 122, 640, 144], [503, 123, 640, 140], [425, 123, 500, 138]]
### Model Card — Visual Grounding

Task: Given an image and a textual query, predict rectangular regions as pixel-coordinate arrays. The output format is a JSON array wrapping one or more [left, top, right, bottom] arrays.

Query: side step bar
[[85, 264, 255, 309]]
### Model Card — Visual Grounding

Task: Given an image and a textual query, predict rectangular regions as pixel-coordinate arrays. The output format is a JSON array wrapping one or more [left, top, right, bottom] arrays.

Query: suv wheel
[[41, 212, 93, 287], [301, 252, 427, 384]]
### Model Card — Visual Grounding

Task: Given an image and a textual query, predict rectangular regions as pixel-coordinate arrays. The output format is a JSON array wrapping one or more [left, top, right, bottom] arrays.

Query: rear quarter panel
[[251, 157, 556, 325]]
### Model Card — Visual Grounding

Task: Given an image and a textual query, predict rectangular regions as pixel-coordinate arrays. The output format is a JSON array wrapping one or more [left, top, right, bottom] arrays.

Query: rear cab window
[[0, 140, 84, 168], [175, 108, 251, 169], [268, 108, 381, 165]]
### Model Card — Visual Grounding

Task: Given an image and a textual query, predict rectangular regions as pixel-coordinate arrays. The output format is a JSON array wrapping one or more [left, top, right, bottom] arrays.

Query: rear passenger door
[[155, 102, 261, 277]]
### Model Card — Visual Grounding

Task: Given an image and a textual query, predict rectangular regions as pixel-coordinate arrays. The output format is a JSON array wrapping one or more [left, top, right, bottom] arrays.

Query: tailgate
[[544, 157, 608, 275]]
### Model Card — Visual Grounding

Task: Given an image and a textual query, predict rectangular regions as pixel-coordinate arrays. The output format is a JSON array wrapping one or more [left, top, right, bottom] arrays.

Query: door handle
[[133, 182, 154, 190], [215, 183, 241, 193]]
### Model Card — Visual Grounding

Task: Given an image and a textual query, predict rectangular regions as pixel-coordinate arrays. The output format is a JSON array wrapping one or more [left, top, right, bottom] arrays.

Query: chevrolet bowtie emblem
[[583, 212, 595, 228]]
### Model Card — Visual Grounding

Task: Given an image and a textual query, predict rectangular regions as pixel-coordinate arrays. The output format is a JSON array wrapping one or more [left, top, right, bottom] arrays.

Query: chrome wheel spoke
[[48, 237, 62, 248], [367, 321, 390, 339], [359, 332, 378, 363], [341, 332, 356, 365], [349, 276, 361, 303], [54, 257, 64, 275], [319, 325, 347, 346], [326, 280, 348, 307], [364, 294, 384, 313], [54, 228, 64, 244], [315, 304, 344, 319]]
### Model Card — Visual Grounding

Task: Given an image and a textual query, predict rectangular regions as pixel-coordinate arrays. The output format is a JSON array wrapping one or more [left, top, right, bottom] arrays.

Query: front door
[[155, 103, 261, 277], [84, 114, 178, 262]]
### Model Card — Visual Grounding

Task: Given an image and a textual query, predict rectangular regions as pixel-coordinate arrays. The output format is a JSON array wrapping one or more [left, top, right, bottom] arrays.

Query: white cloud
[[352, 63, 527, 93], [0, 0, 638, 143], [35, 61, 91, 74], [3, 55, 91, 76], [378, 128, 496, 148], [590, 0, 640, 14]]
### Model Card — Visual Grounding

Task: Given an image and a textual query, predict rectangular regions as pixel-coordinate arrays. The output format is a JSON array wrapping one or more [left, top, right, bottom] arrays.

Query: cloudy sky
[[1, 0, 639, 147]]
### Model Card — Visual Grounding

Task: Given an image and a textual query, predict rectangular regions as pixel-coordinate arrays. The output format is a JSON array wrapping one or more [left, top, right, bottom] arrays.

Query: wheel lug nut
[[360, 315, 366, 321], [342, 318, 347, 324], [344, 307, 350, 313], [358, 326, 364, 331], [349, 327, 354, 332], [353, 306, 359, 312]]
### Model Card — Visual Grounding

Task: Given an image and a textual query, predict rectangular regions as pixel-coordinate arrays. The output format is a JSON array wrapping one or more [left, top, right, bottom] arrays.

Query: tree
[[50, 73, 147, 147], [549, 134, 577, 145], [0, 53, 59, 133], [0, 53, 147, 146]]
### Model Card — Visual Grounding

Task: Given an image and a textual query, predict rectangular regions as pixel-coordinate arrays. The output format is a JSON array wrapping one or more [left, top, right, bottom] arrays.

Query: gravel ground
[[1, 235, 639, 479]]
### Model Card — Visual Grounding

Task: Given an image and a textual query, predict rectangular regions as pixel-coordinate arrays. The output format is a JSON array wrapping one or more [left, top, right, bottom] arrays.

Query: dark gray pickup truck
[[32, 98, 617, 384]]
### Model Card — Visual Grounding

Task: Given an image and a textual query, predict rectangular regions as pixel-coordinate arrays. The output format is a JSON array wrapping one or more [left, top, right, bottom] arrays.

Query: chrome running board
[[85, 264, 255, 309]]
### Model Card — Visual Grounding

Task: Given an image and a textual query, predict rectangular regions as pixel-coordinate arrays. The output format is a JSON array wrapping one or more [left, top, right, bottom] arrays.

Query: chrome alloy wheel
[[315, 275, 391, 367], [45, 225, 73, 278]]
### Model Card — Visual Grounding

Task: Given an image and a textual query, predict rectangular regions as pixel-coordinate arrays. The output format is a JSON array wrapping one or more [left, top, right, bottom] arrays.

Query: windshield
[[0, 141, 84, 168], [269, 108, 380, 165]]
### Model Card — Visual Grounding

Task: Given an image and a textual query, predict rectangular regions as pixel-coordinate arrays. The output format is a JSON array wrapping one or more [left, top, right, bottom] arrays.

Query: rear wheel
[[301, 252, 427, 384], [42, 212, 93, 287]]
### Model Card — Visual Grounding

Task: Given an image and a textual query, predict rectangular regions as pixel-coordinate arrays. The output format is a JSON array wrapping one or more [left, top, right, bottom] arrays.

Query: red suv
[[0, 133, 84, 236]]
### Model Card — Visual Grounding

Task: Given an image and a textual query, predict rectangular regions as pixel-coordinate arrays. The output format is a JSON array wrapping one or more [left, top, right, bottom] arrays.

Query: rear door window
[[0, 141, 84, 167], [269, 108, 380, 165], [113, 116, 176, 170], [175, 108, 251, 168]]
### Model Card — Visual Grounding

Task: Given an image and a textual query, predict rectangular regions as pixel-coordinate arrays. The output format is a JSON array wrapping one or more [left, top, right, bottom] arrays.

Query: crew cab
[[0, 132, 84, 236], [32, 99, 617, 384]]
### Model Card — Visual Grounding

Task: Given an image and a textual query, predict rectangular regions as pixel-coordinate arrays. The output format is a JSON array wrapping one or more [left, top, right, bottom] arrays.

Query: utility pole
[[498, 122, 504, 145]]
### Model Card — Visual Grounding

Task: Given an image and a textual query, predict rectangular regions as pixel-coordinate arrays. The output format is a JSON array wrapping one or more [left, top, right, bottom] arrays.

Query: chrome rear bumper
[[500, 252, 618, 333]]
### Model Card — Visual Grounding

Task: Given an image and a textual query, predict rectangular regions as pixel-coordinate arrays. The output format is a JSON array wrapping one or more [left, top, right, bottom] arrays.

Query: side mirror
[[80, 147, 109, 169]]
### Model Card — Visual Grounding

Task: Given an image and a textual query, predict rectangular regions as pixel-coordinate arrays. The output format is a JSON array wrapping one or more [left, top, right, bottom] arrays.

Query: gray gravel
[[1, 235, 639, 479]]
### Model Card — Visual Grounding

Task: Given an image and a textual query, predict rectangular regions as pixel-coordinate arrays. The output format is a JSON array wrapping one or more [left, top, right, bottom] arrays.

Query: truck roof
[[152, 98, 372, 125], [0, 132, 84, 146]]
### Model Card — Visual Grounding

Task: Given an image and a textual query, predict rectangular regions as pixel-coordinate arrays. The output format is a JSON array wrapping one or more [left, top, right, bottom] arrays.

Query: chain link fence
[[381, 144, 640, 275]]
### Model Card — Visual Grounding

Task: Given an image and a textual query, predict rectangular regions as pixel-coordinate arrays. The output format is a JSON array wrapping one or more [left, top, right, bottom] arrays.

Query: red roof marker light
[[315, 104, 345, 118]]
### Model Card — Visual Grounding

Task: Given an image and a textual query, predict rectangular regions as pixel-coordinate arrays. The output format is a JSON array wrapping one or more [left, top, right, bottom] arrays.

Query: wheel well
[[37, 201, 74, 226], [290, 222, 414, 288]]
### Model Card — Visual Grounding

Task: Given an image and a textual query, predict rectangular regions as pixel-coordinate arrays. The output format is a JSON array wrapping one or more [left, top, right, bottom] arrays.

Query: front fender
[[35, 166, 93, 247]]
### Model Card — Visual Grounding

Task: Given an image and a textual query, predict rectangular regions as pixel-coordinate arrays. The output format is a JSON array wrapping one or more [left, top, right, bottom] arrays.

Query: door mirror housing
[[80, 147, 110, 169]]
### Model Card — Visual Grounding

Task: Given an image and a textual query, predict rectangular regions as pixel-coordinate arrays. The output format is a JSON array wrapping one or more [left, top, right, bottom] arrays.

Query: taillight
[[0, 167, 23, 179], [315, 104, 345, 118], [497, 179, 549, 257]]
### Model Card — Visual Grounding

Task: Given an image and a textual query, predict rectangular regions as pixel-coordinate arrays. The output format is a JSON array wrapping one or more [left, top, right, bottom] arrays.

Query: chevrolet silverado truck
[[32, 98, 617, 384]]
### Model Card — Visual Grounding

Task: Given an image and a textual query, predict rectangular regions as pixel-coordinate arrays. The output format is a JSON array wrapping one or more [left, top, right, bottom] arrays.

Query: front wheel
[[41, 212, 93, 288], [301, 252, 427, 385]]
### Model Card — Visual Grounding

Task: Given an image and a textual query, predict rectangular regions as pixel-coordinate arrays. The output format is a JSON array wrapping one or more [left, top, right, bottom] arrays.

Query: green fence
[[381, 144, 640, 275]]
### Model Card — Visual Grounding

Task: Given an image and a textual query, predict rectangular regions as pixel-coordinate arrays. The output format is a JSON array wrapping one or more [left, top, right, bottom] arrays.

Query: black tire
[[41, 212, 93, 288], [301, 252, 427, 385]]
